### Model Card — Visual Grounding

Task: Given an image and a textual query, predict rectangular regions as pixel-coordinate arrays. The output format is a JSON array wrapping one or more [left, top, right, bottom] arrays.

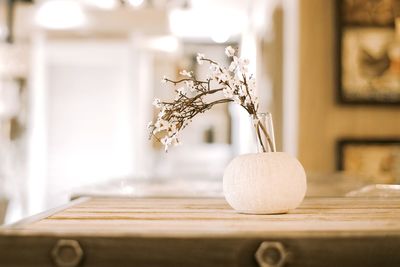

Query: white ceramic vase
[[223, 152, 307, 214]]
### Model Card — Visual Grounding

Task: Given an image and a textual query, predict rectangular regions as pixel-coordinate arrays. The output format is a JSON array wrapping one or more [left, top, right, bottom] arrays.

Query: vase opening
[[251, 112, 276, 153]]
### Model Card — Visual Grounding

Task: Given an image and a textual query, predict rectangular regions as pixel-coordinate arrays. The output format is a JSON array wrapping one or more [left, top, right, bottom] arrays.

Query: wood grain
[[2, 197, 400, 238], [1, 197, 400, 267]]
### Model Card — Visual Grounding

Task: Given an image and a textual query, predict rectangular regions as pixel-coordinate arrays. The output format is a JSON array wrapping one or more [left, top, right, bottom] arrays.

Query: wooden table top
[[1, 197, 400, 267], [3, 197, 400, 238]]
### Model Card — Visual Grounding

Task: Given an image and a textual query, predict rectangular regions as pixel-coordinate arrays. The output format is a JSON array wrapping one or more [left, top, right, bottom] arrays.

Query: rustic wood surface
[[1, 197, 400, 267], [2, 197, 400, 238]]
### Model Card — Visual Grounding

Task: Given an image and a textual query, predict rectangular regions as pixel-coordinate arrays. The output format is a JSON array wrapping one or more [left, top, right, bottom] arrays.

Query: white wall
[[28, 38, 141, 213]]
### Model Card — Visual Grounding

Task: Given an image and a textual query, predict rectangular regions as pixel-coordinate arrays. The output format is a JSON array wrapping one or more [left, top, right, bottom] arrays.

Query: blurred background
[[0, 0, 399, 224]]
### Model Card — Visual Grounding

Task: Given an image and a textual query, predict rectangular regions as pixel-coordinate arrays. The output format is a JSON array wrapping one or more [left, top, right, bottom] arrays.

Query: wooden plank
[[1, 197, 400, 239], [7, 197, 91, 228], [1, 197, 400, 266]]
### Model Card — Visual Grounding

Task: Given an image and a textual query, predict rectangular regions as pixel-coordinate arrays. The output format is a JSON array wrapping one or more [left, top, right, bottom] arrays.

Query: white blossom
[[209, 64, 221, 79], [179, 70, 192, 77], [237, 85, 246, 97], [229, 56, 239, 72], [222, 87, 234, 99], [242, 58, 249, 65], [239, 58, 249, 73], [151, 45, 261, 153], [152, 98, 162, 108], [161, 136, 171, 152], [161, 75, 168, 83], [225, 46, 235, 57], [177, 86, 188, 95], [168, 123, 177, 135], [161, 134, 180, 152], [244, 96, 252, 105], [196, 53, 205, 64], [209, 64, 219, 72], [158, 107, 167, 118], [229, 57, 250, 73], [154, 118, 170, 132], [184, 80, 195, 92], [247, 77, 256, 95], [218, 71, 230, 83]]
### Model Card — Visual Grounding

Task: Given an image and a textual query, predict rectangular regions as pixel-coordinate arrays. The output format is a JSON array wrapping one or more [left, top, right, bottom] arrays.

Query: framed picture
[[336, 138, 400, 183], [336, 0, 400, 105]]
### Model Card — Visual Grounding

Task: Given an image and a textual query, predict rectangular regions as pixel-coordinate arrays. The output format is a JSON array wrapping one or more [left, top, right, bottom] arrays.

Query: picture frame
[[336, 138, 400, 183], [336, 0, 400, 105]]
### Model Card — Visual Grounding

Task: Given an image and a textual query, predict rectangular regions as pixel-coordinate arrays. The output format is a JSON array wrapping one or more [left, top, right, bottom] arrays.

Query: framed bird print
[[337, 0, 400, 105]]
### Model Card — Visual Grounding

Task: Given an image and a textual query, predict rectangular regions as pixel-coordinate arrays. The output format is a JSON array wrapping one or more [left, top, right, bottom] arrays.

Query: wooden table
[[1, 197, 400, 267]]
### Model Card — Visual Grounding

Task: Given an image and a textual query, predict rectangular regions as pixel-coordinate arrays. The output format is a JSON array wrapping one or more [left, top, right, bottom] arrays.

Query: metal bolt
[[255, 241, 288, 267], [51, 239, 83, 267]]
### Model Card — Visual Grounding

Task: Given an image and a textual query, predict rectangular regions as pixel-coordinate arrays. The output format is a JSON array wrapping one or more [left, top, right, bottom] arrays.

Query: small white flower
[[225, 46, 235, 57], [229, 56, 239, 72], [179, 70, 192, 77], [161, 136, 169, 144], [237, 86, 246, 97], [155, 118, 170, 132], [168, 123, 177, 135], [196, 53, 205, 64], [152, 98, 162, 108], [222, 87, 234, 99], [177, 86, 188, 95], [228, 77, 239, 89], [248, 77, 256, 88], [209, 64, 221, 79], [221, 73, 231, 83], [158, 107, 166, 118], [209, 64, 218, 72], [161, 133, 181, 152], [161, 75, 168, 83], [239, 58, 249, 73], [161, 136, 171, 152], [247, 86, 255, 96], [184, 80, 194, 89]]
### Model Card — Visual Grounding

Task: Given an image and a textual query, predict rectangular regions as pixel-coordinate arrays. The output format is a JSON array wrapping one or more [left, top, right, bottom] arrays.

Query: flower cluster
[[148, 46, 261, 152]]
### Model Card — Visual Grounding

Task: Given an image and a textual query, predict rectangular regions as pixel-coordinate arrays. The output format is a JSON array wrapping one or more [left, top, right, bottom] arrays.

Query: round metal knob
[[255, 241, 288, 267], [51, 239, 83, 267]]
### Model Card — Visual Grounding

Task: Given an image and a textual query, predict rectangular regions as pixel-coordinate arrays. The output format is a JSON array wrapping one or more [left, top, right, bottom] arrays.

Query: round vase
[[223, 152, 307, 214]]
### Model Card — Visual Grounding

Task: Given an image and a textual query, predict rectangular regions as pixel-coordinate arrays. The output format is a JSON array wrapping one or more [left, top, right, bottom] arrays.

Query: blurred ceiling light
[[127, 0, 145, 8], [84, 0, 118, 10], [168, 9, 243, 41], [147, 36, 180, 53], [35, 0, 86, 30], [211, 31, 230, 44]]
